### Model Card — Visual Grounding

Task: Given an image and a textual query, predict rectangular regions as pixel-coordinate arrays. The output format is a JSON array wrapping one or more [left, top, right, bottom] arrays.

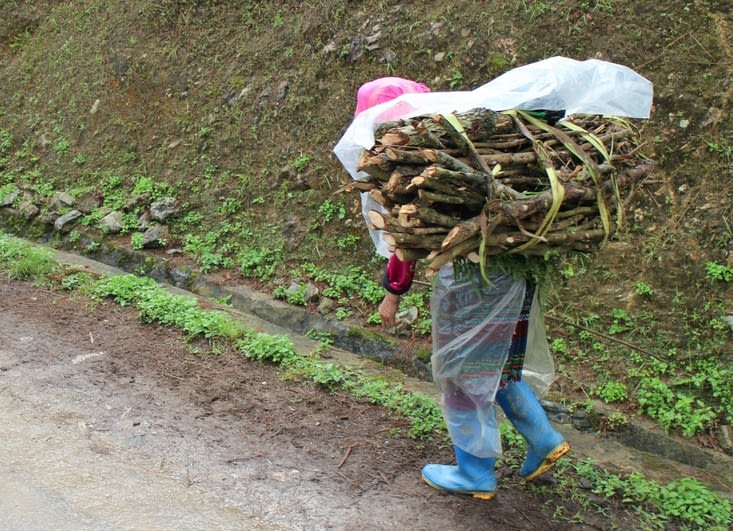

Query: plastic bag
[[431, 264, 527, 457], [522, 292, 554, 398]]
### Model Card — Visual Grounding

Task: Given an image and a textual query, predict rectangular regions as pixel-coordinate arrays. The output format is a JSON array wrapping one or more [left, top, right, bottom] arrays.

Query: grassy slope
[[0, 1, 731, 436]]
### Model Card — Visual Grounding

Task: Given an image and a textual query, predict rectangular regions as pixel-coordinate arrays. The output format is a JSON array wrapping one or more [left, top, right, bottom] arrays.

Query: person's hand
[[378, 292, 401, 328]]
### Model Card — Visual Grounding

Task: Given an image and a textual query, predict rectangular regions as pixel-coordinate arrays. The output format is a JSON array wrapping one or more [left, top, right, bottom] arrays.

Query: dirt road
[[0, 277, 648, 530]]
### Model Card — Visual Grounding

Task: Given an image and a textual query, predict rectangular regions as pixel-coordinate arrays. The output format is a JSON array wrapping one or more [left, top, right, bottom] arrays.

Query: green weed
[[60, 270, 96, 292], [449, 70, 463, 88], [317, 199, 346, 223], [595, 381, 628, 404], [574, 460, 731, 529], [131, 232, 145, 250], [706, 138, 733, 162], [92, 274, 245, 339], [238, 245, 283, 280], [0, 232, 57, 280], [346, 377, 445, 439], [0, 128, 12, 154], [0, 183, 19, 202], [705, 261, 733, 282], [637, 377, 717, 437], [273, 283, 307, 305], [290, 153, 311, 172], [237, 332, 298, 363], [607, 308, 633, 335], [133, 175, 171, 200], [635, 281, 654, 296], [300, 262, 383, 305], [53, 136, 70, 155], [518, 0, 556, 21]]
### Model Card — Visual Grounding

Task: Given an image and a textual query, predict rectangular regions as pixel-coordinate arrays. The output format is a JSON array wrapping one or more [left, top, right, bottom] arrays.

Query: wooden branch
[[384, 147, 433, 165], [384, 165, 420, 196], [408, 174, 486, 206], [441, 216, 482, 251], [375, 108, 517, 144], [415, 121, 447, 148], [425, 236, 482, 277], [423, 149, 478, 173], [368, 210, 449, 234], [395, 247, 431, 261], [357, 152, 392, 180], [425, 165, 522, 200], [367, 210, 398, 230], [368, 189, 394, 209], [398, 203, 463, 228], [334, 180, 379, 194], [378, 124, 446, 149], [417, 188, 485, 210], [383, 231, 447, 250]]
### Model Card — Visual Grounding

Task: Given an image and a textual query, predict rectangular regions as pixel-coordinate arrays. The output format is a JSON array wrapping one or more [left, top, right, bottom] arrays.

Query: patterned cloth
[[502, 281, 536, 385]]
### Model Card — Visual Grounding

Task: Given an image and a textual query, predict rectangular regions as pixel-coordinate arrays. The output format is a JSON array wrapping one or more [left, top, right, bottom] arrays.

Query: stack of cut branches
[[339, 108, 655, 277]]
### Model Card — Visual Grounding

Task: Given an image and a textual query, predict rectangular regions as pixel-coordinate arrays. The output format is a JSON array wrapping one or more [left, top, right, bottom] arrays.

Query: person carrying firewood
[[352, 76, 570, 501]]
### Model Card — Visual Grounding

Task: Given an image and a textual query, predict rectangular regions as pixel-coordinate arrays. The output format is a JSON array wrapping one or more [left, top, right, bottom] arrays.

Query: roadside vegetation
[[1, 230, 731, 530]]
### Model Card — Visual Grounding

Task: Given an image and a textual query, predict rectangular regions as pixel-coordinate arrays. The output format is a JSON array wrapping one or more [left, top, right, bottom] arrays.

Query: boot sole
[[522, 440, 571, 481], [421, 476, 496, 500]]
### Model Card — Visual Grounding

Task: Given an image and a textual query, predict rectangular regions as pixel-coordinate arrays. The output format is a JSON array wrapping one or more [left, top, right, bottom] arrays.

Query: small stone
[[318, 298, 336, 314], [381, 49, 396, 63], [1, 189, 20, 207], [169, 267, 191, 287], [275, 81, 289, 103], [101, 211, 124, 234], [54, 209, 82, 232], [541, 400, 569, 414], [18, 199, 39, 220], [303, 283, 320, 304], [717, 425, 733, 455], [150, 197, 178, 221], [141, 224, 169, 248], [49, 191, 74, 211], [579, 478, 594, 490], [396, 306, 418, 325], [286, 281, 302, 295], [75, 191, 102, 214], [571, 409, 592, 430]]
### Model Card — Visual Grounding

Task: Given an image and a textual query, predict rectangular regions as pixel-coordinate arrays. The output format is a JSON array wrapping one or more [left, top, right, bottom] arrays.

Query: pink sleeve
[[382, 254, 416, 295]]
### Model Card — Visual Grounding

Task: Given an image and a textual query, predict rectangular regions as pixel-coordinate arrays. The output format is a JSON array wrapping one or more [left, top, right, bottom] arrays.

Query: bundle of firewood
[[339, 108, 654, 277]]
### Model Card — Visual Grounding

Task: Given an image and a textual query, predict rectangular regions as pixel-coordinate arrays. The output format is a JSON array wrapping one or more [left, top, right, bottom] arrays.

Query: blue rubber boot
[[421, 446, 497, 500], [496, 380, 570, 480]]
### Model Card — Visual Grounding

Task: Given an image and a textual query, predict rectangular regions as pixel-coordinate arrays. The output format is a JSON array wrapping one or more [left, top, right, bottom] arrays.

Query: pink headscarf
[[354, 76, 431, 117]]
